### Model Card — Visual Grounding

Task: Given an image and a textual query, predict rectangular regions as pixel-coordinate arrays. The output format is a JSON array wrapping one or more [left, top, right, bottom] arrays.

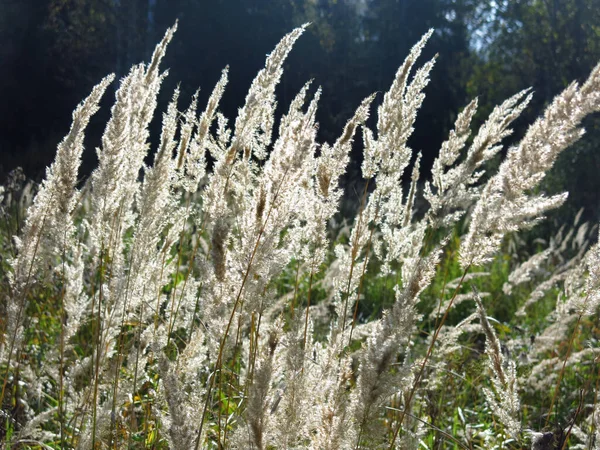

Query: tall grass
[[1, 23, 600, 449]]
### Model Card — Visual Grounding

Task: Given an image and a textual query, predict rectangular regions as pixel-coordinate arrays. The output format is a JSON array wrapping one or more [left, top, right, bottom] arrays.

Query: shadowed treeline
[[1, 0, 599, 220]]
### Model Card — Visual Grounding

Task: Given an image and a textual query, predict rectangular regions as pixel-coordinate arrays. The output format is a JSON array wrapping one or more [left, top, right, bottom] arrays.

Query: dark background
[[1, 0, 599, 223]]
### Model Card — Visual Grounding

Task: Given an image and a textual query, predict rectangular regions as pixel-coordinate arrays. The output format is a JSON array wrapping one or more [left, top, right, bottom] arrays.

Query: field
[[0, 23, 599, 449]]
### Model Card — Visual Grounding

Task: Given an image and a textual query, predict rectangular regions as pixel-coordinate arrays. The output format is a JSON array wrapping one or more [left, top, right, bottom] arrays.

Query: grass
[[1, 203, 599, 448], [1, 23, 600, 449]]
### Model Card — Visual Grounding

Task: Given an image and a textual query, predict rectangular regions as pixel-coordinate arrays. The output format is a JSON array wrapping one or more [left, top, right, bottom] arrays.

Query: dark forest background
[[1, 0, 599, 223]]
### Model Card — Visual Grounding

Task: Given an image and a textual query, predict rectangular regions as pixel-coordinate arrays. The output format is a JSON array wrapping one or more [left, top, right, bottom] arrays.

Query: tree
[[467, 0, 600, 224]]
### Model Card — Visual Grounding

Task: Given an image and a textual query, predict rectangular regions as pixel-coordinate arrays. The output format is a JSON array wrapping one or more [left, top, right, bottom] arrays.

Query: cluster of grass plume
[[1, 22, 600, 450]]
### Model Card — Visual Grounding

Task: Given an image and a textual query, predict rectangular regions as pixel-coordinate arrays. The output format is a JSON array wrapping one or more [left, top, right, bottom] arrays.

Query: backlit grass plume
[[1, 22, 600, 450]]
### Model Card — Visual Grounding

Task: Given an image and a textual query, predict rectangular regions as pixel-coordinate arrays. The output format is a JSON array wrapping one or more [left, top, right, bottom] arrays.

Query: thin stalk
[[355, 402, 374, 449], [127, 299, 146, 449], [169, 231, 202, 341], [348, 196, 380, 345], [302, 270, 315, 356], [341, 179, 371, 332], [58, 228, 68, 450], [68, 270, 99, 448], [169, 239, 203, 344], [166, 196, 193, 348], [193, 169, 289, 450], [0, 193, 54, 410], [187, 290, 202, 340], [153, 240, 171, 333], [109, 244, 137, 449], [290, 259, 302, 320], [431, 243, 454, 332], [183, 215, 209, 341], [562, 352, 597, 450], [385, 407, 470, 450], [221, 299, 247, 447], [1, 208, 17, 258], [244, 311, 263, 402], [587, 360, 600, 450], [561, 389, 585, 450], [90, 248, 105, 449], [195, 231, 264, 449], [248, 311, 257, 384], [92, 201, 125, 448], [164, 205, 207, 349], [388, 263, 471, 448], [545, 307, 586, 428]]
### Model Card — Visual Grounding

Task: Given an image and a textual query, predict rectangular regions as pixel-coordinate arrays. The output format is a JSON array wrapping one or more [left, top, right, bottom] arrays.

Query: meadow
[[1, 22, 599, 449]]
